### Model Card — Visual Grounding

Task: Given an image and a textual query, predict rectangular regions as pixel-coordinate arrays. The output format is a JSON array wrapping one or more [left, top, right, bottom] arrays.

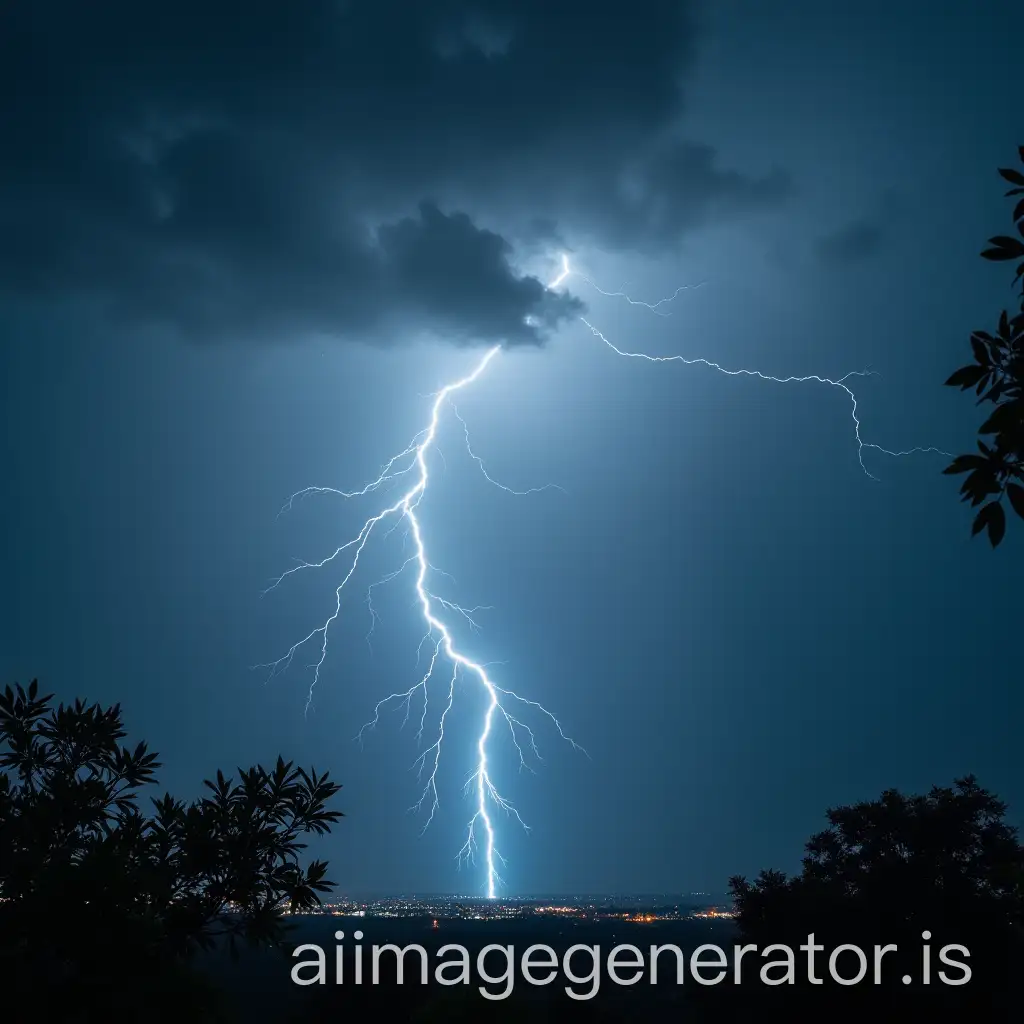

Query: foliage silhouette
[[0, 680, 343, 1022], [944, 145, 1024, 546], [725, 776, 1023, 1017]]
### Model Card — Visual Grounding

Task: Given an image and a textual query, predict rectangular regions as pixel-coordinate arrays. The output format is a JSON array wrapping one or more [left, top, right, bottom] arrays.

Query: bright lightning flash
[[258, 343, 580, 899], [260, 249, 949, 899]]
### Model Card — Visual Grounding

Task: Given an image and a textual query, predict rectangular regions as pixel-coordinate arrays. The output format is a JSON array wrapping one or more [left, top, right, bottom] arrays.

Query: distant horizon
[[324, 891, 730, 901]]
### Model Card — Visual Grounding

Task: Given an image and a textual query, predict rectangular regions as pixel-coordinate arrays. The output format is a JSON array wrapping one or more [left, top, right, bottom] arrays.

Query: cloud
[[376, 204, 582, 345], [0, 0, 792, 346]]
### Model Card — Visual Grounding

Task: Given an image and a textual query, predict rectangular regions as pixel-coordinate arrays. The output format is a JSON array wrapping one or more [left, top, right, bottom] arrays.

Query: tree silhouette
[[944, 145, 1024, 546], [0, 680, 343, 1021], [726, 777, 1023, 1016]]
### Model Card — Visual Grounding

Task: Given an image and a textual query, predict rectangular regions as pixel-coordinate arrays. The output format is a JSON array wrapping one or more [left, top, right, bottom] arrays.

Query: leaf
[[999, 167, 1024, 187], [943, 454, 987, 475], [981, 236, 1024, 261], [971, 501, 1006, 547], [1014, 197, 1024, 224], [988, 502, 1007, 546], [960, 468, 1001, 504], [971, 335, 990, 364], [944, 364, 987, 389], [1007, 483, 1024, 521], [979, 401, 1023, 435]]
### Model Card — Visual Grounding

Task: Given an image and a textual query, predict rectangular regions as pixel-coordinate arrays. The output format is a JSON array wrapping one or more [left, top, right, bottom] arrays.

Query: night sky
[[2, 1, 1021, 898]]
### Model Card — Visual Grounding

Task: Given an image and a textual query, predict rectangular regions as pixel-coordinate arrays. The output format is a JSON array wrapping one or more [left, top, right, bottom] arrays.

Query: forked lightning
[[258, 253, 947, 896]]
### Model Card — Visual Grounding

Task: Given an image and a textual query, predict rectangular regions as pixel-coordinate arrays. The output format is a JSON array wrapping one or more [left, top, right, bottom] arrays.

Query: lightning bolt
[[257, 344, 581, 899], [553, 253, 951, 478], [550, 252, 703, 315], [259, 249, 948, 898]]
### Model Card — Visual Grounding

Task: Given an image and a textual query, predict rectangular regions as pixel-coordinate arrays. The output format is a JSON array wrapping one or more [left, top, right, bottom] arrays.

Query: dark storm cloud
[[0, 0, 791, 346]]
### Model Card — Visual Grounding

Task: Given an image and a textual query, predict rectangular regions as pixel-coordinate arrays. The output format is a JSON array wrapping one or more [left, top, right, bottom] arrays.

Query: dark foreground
[[201, 916, 736, 1021], [195, 916, 1014, 1022]]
